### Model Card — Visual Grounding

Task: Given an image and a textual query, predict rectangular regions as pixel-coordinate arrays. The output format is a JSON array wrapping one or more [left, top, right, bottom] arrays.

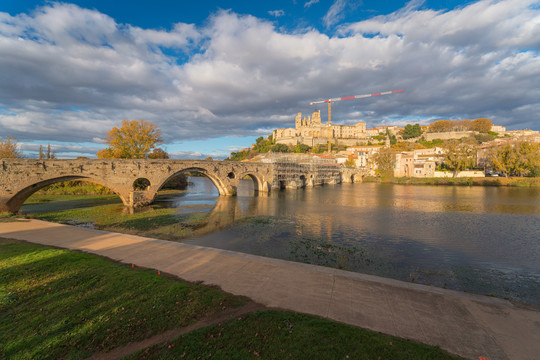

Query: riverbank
[[363, 176, 540, 187], [2, 219, 539, 359], [1, 232, 459, 360]]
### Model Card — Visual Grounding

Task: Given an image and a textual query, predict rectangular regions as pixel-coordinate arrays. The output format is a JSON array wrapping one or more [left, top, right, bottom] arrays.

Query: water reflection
[[157, 178, 540, 305]]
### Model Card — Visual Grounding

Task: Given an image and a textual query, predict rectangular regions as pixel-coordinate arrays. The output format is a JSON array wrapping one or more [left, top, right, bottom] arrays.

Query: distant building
[[273, 111, 369, 147], [490, 125, 506, 135]]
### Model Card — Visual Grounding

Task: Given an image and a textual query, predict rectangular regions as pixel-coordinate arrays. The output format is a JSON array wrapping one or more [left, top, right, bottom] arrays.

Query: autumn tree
[[0, 136, 22, 158], [488, 142, 540, 177], [471, 118, 492, 133], [97, 120, 163, 159], [373, 147, 395, 179], [443, 140, 478, 177], [148, 148, 169, 159], [428, 120, 453, 133]]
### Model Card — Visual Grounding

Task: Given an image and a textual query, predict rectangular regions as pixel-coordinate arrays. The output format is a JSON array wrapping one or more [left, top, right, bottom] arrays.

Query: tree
[[148, 148, 169, 159], [344, 157, 356, 168], [294, 144, 311, 153], [270, 143, 290, 153], [488, 142, 540, 177], [39, 144, 56, 159], [443, 140, 477, 177], [471, 118, 492, 133], [253, 136, 272, 153], [97, 119, 162, 159], [429, 120, 453, 133], [0, 136, 22, 158], [373, 147, 395, 179], [402, 124, 423, 139]]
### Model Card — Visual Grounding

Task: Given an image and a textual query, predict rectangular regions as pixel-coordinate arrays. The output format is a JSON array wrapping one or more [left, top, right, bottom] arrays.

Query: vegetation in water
[[20, 193, 209, 240]]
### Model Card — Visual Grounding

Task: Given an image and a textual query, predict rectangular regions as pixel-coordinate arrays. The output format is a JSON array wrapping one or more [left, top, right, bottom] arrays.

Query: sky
[[0, 0, 539, 159]]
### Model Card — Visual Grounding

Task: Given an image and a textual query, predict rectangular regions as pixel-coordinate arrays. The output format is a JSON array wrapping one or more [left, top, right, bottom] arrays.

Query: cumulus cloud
[[0, 0, 539, 158]]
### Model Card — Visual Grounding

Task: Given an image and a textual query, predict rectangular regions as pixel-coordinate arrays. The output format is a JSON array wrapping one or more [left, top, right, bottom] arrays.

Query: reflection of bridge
[[0, 159, 364, 213]]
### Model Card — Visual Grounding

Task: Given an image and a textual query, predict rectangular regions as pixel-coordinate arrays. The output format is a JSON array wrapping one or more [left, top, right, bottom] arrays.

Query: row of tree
[[428, 118, 493, 133]]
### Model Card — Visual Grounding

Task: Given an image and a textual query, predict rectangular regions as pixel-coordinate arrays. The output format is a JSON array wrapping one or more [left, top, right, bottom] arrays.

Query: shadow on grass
[[0, 240, 245, 360]]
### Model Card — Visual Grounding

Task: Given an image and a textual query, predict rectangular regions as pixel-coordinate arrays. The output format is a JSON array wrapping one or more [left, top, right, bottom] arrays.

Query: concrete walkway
[[1, 219, 539, 360]]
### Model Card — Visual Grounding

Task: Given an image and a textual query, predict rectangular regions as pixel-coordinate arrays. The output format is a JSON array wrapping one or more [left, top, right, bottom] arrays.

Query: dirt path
[[85, 302, 267, 360]]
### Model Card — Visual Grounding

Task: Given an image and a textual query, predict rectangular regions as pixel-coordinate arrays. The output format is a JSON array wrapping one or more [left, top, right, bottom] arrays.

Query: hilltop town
[[229, 112, 540, 178]]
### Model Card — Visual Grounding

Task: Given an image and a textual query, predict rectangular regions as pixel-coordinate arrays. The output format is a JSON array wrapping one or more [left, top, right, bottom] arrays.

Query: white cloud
[[268, 10, 285, 17], [323, 0, 349, 28], [305, 0, 320, 8], [0, 1, 539, 159]]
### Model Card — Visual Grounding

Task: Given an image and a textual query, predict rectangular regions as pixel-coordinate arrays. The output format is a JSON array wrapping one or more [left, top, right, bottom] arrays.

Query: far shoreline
[[362, 176, 540, 187]]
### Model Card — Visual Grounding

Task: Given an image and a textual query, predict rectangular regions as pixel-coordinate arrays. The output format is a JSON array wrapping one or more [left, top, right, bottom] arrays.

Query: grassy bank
[[1, 238, 460, 359], [21, 192, 207, 240], [0, 238, 245, 360], [363, 176, 540, 187], [128, 310, 459, 360]]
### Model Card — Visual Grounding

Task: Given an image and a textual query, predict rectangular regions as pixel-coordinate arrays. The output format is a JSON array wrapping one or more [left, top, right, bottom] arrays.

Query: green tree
[[402, 124, 423, 139], [0, 136, 22, 158], [373, 147, 395, 179], [271, 143, 290, 153], [294, 144, 311, 153], [443, 140, 477, 177], [97, 119, 162, 159], [253, 136, 272, 153], [39, 144, 56, 159]]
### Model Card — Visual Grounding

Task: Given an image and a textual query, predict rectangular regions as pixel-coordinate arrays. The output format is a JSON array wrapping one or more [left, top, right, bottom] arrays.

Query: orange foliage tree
[[97, 120, 163, 159], [0, 136, 22, 158], [471, 118, 492, 133]]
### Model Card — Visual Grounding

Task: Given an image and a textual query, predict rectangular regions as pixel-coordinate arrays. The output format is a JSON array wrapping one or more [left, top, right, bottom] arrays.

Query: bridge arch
[[156, 167, 231, 196], [2, 175, 127, 213]]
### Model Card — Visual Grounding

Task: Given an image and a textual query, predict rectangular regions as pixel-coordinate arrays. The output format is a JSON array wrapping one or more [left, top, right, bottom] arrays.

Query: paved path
[[2, 219, 539, 360]]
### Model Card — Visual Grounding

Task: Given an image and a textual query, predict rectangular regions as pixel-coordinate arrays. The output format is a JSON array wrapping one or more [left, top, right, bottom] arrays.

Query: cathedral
[[272, 110, 368, 147]]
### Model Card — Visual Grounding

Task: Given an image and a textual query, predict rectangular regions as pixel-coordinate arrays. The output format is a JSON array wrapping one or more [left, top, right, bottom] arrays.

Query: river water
[[155, 177, 540, 305]]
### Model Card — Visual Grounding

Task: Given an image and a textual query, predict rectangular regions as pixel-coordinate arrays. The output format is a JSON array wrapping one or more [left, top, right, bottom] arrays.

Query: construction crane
[[310, 89, 404, 152]]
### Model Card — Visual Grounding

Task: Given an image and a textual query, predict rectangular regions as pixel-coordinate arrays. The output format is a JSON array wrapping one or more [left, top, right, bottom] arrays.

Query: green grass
[[0, 238, 245, 360], [1, 239, 462, 360], [21, 193, 208, 240], [128, 310, 460, 360]]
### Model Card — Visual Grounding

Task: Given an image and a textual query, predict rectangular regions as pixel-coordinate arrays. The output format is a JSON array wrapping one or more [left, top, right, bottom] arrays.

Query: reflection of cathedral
[[273, 111, 369, 147]]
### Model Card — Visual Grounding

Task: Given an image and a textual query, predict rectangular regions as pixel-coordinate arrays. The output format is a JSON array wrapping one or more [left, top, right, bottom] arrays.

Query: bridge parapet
[[0, 159, 274, 213], [1, 158, 362, 213]]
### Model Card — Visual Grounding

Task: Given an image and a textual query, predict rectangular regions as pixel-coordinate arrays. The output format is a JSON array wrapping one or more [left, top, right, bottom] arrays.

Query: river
[[155, 176, 540, 305]]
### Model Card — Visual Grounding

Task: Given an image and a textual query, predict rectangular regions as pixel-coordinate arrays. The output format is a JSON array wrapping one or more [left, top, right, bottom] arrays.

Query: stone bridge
[[0, 159, 274, 213]]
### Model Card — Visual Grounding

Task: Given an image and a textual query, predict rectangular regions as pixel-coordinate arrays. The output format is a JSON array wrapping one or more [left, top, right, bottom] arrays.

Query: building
[[273, 111, 369, 147]]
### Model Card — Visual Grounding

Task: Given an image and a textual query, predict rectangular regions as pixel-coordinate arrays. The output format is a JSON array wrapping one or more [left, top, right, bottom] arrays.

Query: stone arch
[[2, 175, 127, 214], [299, 175, 307, 188], [157, 167, 231, 196], [236, 172, 262, 194]]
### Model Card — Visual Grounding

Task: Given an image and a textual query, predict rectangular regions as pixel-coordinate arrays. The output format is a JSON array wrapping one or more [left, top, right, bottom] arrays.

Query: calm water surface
[[156, 177, 540, 305]]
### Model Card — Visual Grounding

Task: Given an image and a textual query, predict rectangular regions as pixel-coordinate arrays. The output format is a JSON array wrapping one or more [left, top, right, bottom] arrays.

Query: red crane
[[310, 89, 404, 152]]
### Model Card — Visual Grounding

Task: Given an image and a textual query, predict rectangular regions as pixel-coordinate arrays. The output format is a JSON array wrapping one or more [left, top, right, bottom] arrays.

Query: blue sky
[[1, 0, 539, 158]]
